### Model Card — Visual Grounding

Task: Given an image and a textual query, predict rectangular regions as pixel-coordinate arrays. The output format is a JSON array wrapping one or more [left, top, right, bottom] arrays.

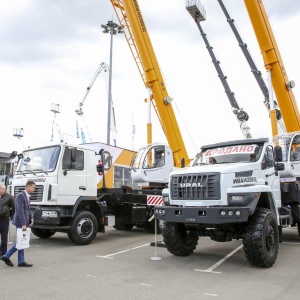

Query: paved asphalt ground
[[0, 224, 299, 300]]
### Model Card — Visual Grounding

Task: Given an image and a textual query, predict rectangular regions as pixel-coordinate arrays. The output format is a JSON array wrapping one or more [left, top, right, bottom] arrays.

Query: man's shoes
[[1, 256, 14, 267], [18, 262, 33, 267]]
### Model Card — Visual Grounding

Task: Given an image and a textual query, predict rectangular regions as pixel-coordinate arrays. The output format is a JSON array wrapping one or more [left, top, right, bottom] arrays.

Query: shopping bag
[[16, 228, 31, 250]]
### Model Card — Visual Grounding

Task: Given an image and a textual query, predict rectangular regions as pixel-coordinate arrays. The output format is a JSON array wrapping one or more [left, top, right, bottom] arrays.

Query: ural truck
[[12, 142, 163, 245], [155, 137, 297, 268]]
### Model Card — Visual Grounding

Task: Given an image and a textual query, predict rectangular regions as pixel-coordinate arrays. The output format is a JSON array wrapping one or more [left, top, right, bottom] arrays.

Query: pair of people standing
[[0, 180, 35, 267]]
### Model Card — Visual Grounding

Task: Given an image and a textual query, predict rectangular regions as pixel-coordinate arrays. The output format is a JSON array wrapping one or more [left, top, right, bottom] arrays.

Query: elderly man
[[0, 182, 15, 257]]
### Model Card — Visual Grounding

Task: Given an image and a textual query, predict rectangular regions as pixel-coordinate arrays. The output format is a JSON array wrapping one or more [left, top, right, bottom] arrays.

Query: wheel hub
[[265, 224, 275, 251], [77, 218, 93, 238]]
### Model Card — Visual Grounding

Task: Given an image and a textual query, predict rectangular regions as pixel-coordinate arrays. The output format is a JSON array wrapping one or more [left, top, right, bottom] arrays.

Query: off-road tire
[[31, 228, 56, 239], [67, 211, 98, 245], [243, 208, 279, 268], [162, 222, 198, 256], [113, 218, 134, 231]]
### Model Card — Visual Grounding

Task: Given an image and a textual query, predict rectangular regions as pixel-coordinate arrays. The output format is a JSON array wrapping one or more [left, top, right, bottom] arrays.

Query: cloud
[[264, 0, 300, 19], [0, 0, 113, 64]]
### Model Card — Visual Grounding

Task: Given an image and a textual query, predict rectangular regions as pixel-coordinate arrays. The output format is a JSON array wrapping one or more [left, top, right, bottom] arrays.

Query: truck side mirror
[[96, 164, 103, 173], [181, 158, 185, 168], [62, 148, 72, 170], [71, 148, 77, 162], [274, 146, 283, 162], [274, 162, 285, 171], [10, 151, 17, 158]]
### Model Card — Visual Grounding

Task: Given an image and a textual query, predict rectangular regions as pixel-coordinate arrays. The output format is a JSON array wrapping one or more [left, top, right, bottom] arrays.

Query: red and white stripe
[[147, 195, 163, 206]]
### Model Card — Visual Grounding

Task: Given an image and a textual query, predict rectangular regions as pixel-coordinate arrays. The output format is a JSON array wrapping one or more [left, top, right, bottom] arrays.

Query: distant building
[[0, 151, 17, 183]]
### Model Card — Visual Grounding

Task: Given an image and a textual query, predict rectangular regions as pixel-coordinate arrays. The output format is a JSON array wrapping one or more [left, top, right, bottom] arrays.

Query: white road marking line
[[96, 256, 114, 259], [140, 283, 152, 287], [204, 293, 218, 297], [282, 242, 300, 244], [95, 243, 149, 259], [86, 275, 98, 278], [196, 269, 221, 274], [40, 267, 50, 269], [195, 245, 243, 273]]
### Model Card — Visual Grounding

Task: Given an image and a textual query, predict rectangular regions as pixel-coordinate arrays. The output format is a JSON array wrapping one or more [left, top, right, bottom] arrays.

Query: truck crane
[[216, 0, 286, 136], [75, 62, 108, 117], [155, 0, 300, 268], [50, 103, 63, 143], [243, 0, 300, 238], [186, 2, 252, 139], [10, 49, 171, 245], [110, 0, 193, 187], [75, 62, 108, 143]]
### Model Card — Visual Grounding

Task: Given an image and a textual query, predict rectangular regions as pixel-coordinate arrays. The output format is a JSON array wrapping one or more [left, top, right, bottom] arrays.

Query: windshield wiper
[[32, 169, 48, 175], [15, 170, 27, 176]]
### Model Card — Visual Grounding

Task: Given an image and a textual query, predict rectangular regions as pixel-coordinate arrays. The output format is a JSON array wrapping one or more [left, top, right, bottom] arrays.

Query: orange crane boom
[[244, 0, 300, 133], [110, 0, 192, 167]]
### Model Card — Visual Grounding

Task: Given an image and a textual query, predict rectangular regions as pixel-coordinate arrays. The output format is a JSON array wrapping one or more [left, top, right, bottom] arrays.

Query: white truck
[[154, 136, 300, 268], [11, 142, 163, 245]]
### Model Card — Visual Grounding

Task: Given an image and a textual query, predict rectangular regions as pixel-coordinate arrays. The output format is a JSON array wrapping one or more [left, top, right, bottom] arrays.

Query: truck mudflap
[[154, 206, 251, 224]]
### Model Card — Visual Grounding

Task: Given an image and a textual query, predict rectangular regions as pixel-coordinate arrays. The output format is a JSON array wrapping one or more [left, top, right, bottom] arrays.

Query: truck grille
[[170, 173, 220, 200], [14, 185, 44, 202]]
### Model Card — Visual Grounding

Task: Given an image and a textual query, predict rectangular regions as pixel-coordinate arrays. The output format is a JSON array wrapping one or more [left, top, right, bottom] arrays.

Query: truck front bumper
[[154, 206, 251, 224]]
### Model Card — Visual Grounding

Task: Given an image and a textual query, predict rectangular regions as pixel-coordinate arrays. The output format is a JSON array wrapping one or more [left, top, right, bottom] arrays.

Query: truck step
[[280, 214, 291, 228]]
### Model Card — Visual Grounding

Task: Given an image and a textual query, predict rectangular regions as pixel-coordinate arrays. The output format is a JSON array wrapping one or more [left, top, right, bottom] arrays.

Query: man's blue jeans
[[3, 227, 25, 264]]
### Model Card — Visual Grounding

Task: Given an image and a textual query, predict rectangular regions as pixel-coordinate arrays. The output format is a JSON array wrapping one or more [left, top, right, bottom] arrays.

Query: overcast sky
[[1, 0, 300, 159]]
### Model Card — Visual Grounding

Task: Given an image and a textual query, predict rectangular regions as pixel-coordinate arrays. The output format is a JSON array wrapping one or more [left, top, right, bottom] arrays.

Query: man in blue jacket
[[1, 180, 35, 267]]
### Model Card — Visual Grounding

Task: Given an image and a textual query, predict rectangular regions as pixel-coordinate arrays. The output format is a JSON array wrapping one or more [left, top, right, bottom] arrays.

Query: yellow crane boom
[[244, 0, 300, 133], [110, 0, 192, 167]]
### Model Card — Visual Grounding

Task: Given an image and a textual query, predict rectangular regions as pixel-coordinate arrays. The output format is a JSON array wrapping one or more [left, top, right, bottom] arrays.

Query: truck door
[[58, 147, 87, 202], [262, 145, 281, 207], [289, 134, 300, 177], [140, 145, 166, 183]]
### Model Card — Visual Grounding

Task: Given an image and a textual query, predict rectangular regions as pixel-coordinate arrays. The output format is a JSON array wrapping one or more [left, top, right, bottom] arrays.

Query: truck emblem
[[179, 183, 204, 188], [99, 151, 113, 171], [34, 178, 46, 182], [233, 177, 257, 184]]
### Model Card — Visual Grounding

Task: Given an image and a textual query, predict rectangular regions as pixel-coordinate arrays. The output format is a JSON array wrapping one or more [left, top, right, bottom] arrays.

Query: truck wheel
[[162, 222, 198, 256], [144, 218, 162, 234], [31, 228, 56, 239], [113, 218, 134, 231], [67, 211, 98, 245], [243, 208, 279, 268]]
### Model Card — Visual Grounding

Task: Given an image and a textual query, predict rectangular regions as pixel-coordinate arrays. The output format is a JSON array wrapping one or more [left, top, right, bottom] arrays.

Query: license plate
[[42, 211, 58, 218]]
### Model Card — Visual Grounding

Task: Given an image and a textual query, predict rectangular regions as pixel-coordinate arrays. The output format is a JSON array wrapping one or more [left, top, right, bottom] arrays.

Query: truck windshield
[[276, 133, 299, 162], [131, 147, 147, 171], [16, 146, 61, 173], [193, 144, 263, 166]]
